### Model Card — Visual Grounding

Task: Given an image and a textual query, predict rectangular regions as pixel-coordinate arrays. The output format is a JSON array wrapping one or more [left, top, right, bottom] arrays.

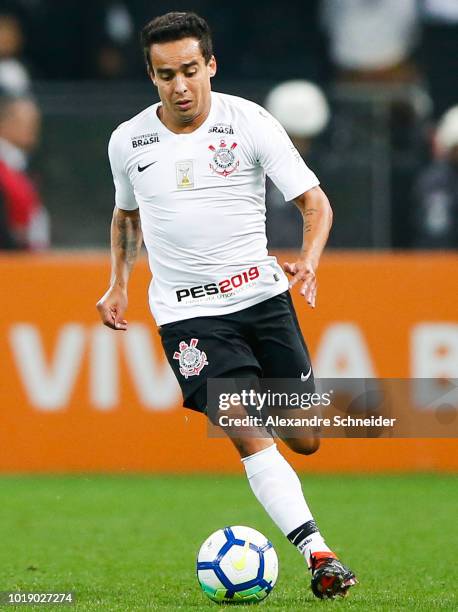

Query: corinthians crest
[[173, 338, 208, 379], [208, 139, 239, 177]]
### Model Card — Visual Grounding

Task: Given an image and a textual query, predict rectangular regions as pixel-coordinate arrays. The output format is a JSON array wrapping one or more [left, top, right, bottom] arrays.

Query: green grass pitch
[[0, 474, 456, 611]]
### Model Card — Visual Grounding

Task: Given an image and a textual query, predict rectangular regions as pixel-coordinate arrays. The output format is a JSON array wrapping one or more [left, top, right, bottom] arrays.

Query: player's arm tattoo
[[114, 209, 142, 271], [110, 207, 143, 285], [302, 208, 318, 234], [293, 187, 333, 267]]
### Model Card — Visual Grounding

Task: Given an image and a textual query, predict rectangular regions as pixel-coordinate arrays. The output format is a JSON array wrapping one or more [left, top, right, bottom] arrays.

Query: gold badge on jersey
[[176, 160, 194, 189]]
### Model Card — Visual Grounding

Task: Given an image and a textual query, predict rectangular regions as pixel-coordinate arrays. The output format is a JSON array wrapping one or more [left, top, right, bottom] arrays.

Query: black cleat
[[310, 552, 358, 599]]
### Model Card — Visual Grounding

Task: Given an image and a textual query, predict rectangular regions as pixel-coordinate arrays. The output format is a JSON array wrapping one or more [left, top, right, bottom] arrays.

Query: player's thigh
[[252, 292, 313, 381], [251, 292, 319, 454], [160, 317, 261, 414]]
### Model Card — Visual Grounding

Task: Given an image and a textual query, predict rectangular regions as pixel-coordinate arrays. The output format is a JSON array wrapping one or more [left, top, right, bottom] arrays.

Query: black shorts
[[159, 291, 313, 413]]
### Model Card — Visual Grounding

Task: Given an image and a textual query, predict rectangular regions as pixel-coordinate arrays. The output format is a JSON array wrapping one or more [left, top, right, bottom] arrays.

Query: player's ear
[[208, 55, 217, 78]]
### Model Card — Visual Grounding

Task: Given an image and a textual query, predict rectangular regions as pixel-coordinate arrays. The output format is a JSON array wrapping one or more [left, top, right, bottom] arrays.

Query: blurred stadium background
[[0, 1, 457, 610]]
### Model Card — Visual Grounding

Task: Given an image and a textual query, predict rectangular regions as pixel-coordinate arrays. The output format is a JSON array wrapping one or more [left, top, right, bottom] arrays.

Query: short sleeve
[[108, 130, 138, 211], [252, 106, 320, 202]]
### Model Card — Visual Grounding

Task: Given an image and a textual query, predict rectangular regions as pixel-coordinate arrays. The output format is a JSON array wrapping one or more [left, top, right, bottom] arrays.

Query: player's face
[[149, 37, 216, 129], [0, 99, 41, 152]]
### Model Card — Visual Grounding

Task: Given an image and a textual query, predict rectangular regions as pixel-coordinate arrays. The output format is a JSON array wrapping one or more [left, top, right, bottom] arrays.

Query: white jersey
[[108, 91, 319, 325]]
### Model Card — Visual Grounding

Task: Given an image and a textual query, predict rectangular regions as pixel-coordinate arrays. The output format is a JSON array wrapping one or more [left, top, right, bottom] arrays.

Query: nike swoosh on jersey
[[137, 161, 157, 172], [301, 366, 312, 382]]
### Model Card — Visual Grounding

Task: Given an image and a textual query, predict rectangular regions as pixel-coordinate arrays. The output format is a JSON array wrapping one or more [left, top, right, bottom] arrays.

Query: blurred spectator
[[319, 1, 435, 248], [0, 12, 31, 94], [411, 105, 458, 248], [0, 93, 49, 249], [264, 80, 330, 248], [320, 0, 420, 83], [89, 2, 136, 79], [265, 80, 330, 155], [420, 0, 458, 117]]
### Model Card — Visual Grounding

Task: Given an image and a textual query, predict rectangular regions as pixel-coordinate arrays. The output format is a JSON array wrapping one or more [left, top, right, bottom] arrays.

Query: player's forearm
[[110, 206, 142, 289], [294, 187, 333, 270]]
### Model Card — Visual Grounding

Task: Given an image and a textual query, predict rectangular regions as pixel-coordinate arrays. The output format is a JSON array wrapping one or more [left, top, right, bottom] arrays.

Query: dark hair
[[141, 12, 213, 73]]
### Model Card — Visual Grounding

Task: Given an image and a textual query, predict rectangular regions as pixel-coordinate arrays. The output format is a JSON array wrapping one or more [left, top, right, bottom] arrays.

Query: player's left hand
[[283, 260, 317, 308]]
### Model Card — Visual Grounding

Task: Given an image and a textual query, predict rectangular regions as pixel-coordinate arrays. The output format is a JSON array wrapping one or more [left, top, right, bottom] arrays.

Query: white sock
[[241, 444, 331, 565]]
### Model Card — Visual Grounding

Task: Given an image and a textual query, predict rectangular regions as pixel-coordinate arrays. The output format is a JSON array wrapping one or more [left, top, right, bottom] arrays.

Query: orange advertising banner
[[0, 251, 457, 473]]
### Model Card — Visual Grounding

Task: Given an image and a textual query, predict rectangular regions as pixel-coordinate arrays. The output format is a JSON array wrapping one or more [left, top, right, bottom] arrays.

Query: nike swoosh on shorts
[[301, 366, 312, 382]]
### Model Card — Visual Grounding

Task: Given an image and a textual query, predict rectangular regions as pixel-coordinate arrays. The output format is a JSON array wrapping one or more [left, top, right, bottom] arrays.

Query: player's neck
[[158, 96, 212, 134]]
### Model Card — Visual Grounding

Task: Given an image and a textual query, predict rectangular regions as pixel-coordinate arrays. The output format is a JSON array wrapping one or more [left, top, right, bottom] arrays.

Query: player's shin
[[241, 443, 331, 566]]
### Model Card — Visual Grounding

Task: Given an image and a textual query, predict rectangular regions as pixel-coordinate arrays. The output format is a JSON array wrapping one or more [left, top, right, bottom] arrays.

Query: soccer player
[[96, 12, 357, 599]]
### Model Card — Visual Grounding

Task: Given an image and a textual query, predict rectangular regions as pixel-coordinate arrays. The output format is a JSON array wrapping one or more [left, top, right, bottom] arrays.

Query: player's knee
[[232, 438, 274, 458], [285, 436, 320, 456]]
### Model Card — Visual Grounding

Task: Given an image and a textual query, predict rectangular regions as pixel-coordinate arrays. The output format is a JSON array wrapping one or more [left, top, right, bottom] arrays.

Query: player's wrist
[[110, 278, 129, 292], [298, 252, 319, 272]]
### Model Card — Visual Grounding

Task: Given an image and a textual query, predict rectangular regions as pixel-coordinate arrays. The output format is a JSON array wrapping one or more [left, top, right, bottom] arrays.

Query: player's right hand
[[96, 285, 128, 331], [283, 260, 317, 308]]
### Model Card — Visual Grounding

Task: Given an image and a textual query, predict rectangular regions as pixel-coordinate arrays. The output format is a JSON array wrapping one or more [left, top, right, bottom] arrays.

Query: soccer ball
[[196, 525, 278, 603]]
